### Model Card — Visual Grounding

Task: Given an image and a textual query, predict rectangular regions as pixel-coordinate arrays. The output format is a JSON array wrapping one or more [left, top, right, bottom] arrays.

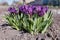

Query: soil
[[0, 6, 60, 40]]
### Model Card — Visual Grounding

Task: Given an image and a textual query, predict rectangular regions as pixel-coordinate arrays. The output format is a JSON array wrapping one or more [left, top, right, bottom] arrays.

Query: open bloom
[[36, 6, 41, 12], [37, 6, 48, 16], [8, 7, 17, 13]]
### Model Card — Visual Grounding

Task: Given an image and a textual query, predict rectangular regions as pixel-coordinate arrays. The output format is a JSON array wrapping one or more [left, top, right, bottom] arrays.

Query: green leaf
[[34, 17, 43, 33], [41, 19, 52, 34], [37, 20, 48, 33], [44, 12, 48, 21]]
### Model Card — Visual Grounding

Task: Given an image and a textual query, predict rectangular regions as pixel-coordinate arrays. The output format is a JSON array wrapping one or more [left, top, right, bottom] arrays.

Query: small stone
[[36, 37, 38, 40], [47, 33, 51, 37], [52, 38, 54, 40], [41, 38, 45, 40], [56, 38, 59, 40]]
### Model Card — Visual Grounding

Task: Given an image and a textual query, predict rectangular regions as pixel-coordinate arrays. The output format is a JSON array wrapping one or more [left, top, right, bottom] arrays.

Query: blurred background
[[0, 0, 60, 6], [0, 0, 60, 13]]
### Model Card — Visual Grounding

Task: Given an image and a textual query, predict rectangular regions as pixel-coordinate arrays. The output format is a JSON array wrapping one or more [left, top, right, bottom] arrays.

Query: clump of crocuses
[[18, 5, 48, 17], [5, 5, 52, 35]]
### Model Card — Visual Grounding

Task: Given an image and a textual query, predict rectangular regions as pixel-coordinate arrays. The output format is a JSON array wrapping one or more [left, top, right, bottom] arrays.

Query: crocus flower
[[38, 11, 45, 17], [32, 6, 37, 14], [8, 7, 17, 13], [24, 5, 28, 10], [36, 6, 41, 12], [19, 5, 28, 14], [44, 6, 48, 12], [19, 5, 24, 12], [37, 6, 48, 16], [28, 7, 33, 16]]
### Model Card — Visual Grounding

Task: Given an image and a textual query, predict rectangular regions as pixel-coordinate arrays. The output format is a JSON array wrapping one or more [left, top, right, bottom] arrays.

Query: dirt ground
[[0, 6, 60, 40]]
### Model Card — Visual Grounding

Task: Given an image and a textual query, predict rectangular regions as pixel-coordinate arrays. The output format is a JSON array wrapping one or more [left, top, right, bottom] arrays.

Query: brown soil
[[0, 7, 60, 40]]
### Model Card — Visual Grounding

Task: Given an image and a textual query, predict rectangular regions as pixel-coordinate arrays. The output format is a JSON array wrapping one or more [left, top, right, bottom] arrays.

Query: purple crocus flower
[[36, 6, 41, 12], [8, 7, 17, 13], [44, 6, 48, 12], [19, 5, 28, 14], [32, 6, 37, 14], [38, 11, 45, 17], [28, 7, 33, 16], [37, 6, 48, 17], [24, 5, 28, 10], [32, 6, 35, 10], [19, 5, 24, 12]]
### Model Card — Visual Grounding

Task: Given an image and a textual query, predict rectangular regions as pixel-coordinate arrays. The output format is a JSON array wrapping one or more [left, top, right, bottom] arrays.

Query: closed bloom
[[28, 7, 33, 16], [38, 11, 44, 17], [32, 6, 37, 14]]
